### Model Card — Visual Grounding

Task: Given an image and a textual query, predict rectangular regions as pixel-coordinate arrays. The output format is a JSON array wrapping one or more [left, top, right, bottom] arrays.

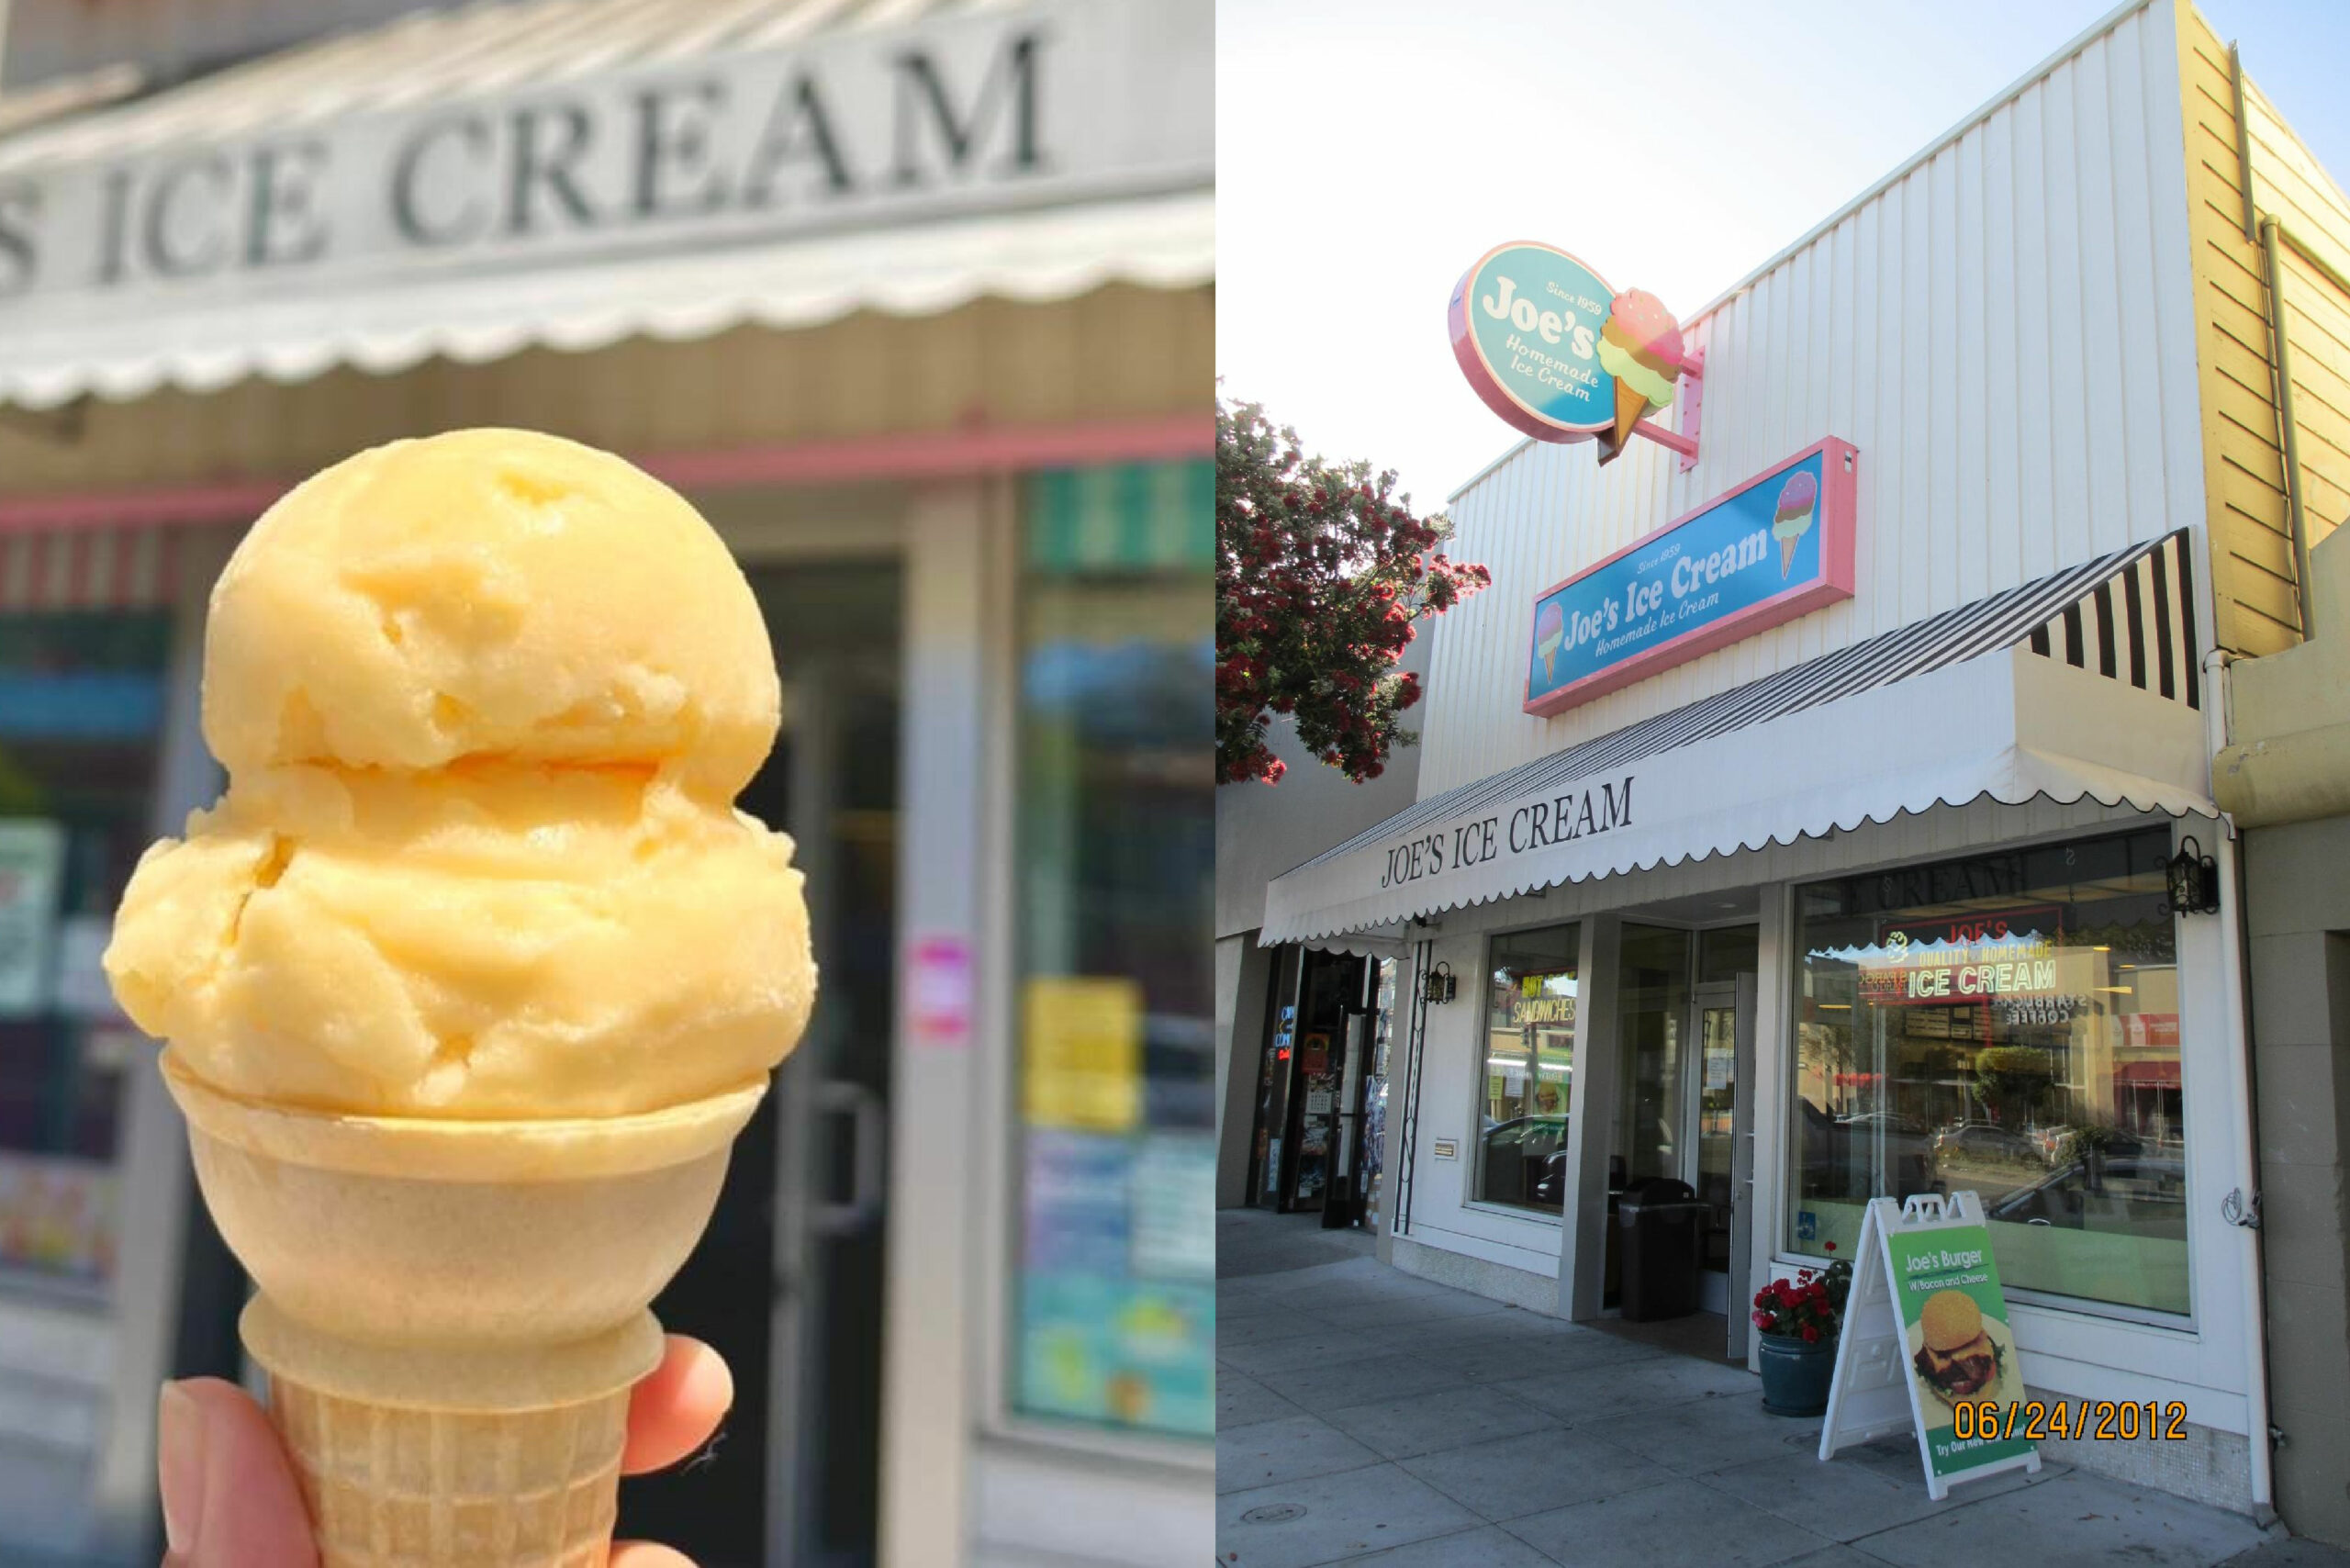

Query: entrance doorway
[[619, 561, 901, 1568], [1609, 920, 1759, 1360]]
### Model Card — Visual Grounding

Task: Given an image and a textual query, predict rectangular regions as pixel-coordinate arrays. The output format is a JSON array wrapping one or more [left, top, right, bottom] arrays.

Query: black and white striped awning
[[1261, 532, 2215, 946]]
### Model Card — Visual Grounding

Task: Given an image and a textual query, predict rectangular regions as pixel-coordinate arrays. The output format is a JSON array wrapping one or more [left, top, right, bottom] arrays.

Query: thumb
[[159, 1379, 319, 1568]]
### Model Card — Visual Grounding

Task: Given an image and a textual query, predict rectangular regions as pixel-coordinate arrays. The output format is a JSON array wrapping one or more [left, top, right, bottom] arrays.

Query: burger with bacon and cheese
[[1911, 1290, 2007, 1410]]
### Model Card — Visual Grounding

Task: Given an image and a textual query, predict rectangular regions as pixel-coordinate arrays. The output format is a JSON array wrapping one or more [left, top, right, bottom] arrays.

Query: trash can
[[1617, 1176, 1705, 1321]]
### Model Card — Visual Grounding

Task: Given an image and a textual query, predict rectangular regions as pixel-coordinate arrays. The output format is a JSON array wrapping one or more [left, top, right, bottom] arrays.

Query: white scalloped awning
[[0, 0, 1211, 408], [1262, 534, 2219, 947], [0, 192, 1213, 406]]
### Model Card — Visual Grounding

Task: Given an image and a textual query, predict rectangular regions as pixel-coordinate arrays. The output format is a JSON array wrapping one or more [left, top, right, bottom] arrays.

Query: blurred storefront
[[0, 2, 1212, 1564]]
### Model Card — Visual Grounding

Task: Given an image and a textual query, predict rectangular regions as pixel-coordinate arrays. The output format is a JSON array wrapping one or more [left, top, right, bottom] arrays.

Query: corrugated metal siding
[[1421, 0, 2205, 798], [2175, 4, 2350, 654], [0, 285, 1211, 497]]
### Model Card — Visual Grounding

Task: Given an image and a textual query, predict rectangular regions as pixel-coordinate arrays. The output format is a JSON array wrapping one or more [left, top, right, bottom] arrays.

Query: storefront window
[[1479, 925, 1578, 1214], [1788, 829, 2187, 1316], [0, 611, 170, 1297], [1013, 462, 1214, 1439]]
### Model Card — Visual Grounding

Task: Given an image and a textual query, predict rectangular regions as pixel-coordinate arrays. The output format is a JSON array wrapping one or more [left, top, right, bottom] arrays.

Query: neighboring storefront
[[0, 3, 1212, 1565], [1259, 0, 2344, 1525]]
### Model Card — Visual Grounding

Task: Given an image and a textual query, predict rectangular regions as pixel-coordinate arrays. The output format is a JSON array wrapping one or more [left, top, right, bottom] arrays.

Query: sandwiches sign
[[1524, 438, 1858, 717], [1819, 1193, 2040, 1499]]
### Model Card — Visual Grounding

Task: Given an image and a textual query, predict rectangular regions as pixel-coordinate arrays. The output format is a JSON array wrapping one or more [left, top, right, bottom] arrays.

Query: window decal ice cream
[[1524, 438, 1859, 717], [1449, 241, 1700, 463]]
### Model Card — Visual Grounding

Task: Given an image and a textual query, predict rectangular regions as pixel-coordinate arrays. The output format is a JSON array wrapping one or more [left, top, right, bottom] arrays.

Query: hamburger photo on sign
[[1908, 1289, 2024, 1413]]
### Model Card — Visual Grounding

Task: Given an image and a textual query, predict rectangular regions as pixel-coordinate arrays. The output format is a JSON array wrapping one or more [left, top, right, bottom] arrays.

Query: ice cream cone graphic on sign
[[1774, 469, 1818, 578], [1536, 600, 1565, 682], [1595, 288, 1686, 463]]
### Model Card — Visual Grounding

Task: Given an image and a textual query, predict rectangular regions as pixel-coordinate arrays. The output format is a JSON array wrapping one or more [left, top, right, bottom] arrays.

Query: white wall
[[1418, 0, 2206, 797]]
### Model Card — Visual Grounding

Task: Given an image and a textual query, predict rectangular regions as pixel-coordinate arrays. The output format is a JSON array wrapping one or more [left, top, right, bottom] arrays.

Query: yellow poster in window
[[1024, 977, 1144, 1131]]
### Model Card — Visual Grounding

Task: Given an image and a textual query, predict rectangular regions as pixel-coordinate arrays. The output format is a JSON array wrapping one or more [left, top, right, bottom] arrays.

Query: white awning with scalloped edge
[[1262, 533, 2218, 947], [0, 0, 1211, 408]]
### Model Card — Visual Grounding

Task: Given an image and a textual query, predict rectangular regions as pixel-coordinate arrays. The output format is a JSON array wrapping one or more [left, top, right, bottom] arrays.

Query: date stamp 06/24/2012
[[1951, 1400, 2191, 1443]]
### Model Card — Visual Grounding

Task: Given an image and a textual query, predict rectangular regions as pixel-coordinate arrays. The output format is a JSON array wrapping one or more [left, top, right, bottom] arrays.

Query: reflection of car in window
[[1480, 1114, 1569, 1210], [1986, 1156, 2188, 1233], [1930, 1121, 2041, 1168]]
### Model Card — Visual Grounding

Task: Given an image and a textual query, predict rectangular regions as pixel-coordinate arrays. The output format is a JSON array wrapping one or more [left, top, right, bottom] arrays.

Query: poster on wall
[[1819, 1192, 2039, 1499], [0, 820, 64, 1018], [0, 1151, 117, 1284]]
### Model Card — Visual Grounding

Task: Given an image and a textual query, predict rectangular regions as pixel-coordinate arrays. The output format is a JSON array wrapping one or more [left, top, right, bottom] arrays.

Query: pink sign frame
[[1523, 436, 1860, 718]]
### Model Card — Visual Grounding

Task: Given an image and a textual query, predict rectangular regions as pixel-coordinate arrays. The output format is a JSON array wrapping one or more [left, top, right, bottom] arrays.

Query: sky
[[1215, 0, 2350, 516]]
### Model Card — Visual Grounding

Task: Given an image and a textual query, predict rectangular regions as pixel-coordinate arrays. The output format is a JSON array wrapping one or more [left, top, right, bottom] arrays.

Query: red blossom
[[1217, 398, 1489, 785]]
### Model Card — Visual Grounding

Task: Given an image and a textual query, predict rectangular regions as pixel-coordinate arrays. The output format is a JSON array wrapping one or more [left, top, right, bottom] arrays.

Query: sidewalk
[[1215, 1208, 2346, 1568]]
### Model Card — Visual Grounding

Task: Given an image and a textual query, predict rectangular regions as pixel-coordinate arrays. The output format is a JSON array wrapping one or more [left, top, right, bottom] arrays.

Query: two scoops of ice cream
[[1594, 287, 1687, 461], [103, 430, 815, 1565]]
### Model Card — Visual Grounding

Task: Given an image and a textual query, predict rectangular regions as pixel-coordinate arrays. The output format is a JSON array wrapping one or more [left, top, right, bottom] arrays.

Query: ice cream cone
[[1611, 380, 1649, 453], [163, 1051, 767, 1568], [1779, 535, 1798, 578], [1542, 650, 1556, 680]]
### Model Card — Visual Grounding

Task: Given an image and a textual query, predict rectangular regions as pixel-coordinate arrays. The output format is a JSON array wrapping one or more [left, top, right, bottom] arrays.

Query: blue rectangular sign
[[1526, 439, 1857, 715]]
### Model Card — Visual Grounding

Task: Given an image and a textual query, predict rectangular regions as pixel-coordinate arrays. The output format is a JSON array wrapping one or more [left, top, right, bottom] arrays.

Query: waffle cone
[[1612, 380, 1649, 451], [162, 1052, 767, 1567]]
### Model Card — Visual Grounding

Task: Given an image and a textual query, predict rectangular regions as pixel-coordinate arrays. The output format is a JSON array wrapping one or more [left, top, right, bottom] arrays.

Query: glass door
[[1691, 987, 1740, 1311], [620, 561, 901, 1568], [1690, 926, 1759, 1328]]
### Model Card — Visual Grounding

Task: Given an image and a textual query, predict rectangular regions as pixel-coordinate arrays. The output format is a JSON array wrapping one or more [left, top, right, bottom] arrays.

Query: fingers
[[621, 1335, 733, 1475], [610, 1545, 699, 1568], [158, 1379, 320, 1568]]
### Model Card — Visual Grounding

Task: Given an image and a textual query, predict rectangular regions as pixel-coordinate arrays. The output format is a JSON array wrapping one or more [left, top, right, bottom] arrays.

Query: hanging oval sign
[[1448, 241, 1619, 442]]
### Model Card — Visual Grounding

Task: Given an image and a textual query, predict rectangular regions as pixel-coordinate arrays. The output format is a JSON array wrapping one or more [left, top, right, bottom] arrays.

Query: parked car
[[2030, 1125, 2146, 1166], [1931, 1121, 2041, 1167], [1480, 1115, 1569, 1209], [1986, 1155, 2188, 1232]]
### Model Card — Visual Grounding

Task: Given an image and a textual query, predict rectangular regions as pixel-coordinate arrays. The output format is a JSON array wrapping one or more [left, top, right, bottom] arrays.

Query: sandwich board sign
[[1818, 1192, 2039, 1499]]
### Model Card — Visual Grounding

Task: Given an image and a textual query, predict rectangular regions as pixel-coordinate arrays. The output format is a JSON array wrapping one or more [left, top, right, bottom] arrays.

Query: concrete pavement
[[1215, 1208, 2347, 1568]]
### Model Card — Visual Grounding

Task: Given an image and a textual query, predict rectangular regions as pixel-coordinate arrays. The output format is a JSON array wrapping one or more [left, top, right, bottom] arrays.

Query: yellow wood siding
[[2177, 1, 2350, 653], [0, 284, 1210, 497]]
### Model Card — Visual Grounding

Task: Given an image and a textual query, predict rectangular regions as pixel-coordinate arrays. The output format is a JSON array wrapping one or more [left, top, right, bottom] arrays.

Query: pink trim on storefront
[[0, 415, 1214, 533]]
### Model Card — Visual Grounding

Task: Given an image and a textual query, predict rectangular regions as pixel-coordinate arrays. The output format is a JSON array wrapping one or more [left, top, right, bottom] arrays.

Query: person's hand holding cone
[[1594, 288, 1686, 463]]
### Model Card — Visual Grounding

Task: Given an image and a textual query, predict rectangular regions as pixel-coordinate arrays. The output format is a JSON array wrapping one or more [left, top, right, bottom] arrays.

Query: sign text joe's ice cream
[[1525, 438, 1860, 717]]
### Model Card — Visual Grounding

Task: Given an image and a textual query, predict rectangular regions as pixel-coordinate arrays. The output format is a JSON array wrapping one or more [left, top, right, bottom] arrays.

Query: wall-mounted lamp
[[2167, 836, 2220, 915], [1422, 962, 1457, 1004]]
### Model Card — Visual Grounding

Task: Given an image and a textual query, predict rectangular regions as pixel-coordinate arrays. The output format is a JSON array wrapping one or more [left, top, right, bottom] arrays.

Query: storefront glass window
[[1478, 926, 1578, 1214], [0, 611, 170, 1297], [1788, 829, 2187, 1316], [1012, 462, 1214, 1439]]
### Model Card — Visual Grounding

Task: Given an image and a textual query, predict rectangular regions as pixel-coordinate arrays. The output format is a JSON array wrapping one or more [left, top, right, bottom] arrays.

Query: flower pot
[[1757, 1331, 1837, 1417]]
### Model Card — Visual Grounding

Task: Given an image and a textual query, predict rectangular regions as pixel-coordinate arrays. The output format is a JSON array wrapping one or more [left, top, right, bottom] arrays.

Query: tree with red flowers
[[1216, 398, 1491, 784]]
